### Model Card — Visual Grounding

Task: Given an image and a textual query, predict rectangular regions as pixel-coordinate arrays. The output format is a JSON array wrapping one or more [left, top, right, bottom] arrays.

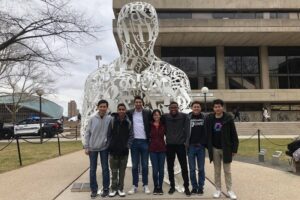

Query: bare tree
[[0, 61, 55, 122], [0, 0, 100, 69]]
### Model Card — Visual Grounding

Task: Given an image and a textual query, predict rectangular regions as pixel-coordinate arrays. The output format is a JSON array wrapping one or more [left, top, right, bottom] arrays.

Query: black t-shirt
[[212, 115, 223, 149], [190, 114, 205, 145]]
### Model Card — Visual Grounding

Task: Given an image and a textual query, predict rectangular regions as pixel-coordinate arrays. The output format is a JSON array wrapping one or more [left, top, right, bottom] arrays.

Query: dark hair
[[191, 101, 201, 107], [97, 99, 108, 107], [169, 101, 178, 107], [134, 96, 143, 103], [152, 109, 161, 118], [213, 99, 224, 107], [117, 103, 126, 109]]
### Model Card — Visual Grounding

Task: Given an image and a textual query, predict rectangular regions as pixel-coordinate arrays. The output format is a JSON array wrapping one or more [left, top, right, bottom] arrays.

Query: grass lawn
[[0, 140, 82, 174], [238, 138, 293, 162]]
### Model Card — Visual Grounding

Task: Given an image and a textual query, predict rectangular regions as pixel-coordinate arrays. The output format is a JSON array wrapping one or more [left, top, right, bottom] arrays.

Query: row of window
[[157, 12, 294, 20], [161, 47, 300, 89]]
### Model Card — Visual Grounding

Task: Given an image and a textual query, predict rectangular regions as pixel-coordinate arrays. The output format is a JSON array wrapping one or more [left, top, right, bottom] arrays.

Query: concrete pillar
[[216, 46, 226, 89], [259, 46, 270, 89]]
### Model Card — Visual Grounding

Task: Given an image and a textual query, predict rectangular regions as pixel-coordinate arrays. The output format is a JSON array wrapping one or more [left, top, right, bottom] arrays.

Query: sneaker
[[118, 190, 126, 197], [197, 188, 204, 195], [144, 185, 151, 194], [128, 186, 137, 195], [90, 191, 98, 199], [109, 190, 117, 197], [101, 189, 109, 197], [153, 187, 158, 195], [184, 188, 191, 197], [213, 190, 222, 198], [158, 188, 164, 195], [191, 188, 197, 195], [168, 187, 175, 195], [228, 190, 237, 200]]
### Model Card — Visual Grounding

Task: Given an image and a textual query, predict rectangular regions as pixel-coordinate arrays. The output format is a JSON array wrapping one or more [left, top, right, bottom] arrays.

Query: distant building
[[0, 95, 63, 123], [68, 100, 78, 118]]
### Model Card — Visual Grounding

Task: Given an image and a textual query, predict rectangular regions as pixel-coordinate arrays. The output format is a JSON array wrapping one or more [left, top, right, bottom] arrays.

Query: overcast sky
[[46, 0, 119, 116]]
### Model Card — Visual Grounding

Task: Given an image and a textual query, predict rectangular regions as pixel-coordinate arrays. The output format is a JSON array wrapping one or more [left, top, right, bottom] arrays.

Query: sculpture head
[[117, 2, 159, 70]]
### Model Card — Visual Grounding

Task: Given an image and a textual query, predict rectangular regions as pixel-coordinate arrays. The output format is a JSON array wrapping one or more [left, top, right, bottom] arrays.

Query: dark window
[[270, 12, 290, 19], [198, 57, 216, 75], [157, 12, 192, 19], [179, 57, 197, 76], [225, 47, 260, 89], [235, 12, 256, 19], [161, 47, 217, 89], [268, 47, 300, 89]]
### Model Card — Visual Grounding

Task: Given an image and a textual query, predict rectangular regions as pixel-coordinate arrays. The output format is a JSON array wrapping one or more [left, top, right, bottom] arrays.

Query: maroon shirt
[[149, 123, 166, 152]]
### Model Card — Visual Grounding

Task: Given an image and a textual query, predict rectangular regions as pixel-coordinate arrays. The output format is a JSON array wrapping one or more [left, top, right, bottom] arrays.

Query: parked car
[[14, 117, 64, 138], [0, 123, 14, 140]]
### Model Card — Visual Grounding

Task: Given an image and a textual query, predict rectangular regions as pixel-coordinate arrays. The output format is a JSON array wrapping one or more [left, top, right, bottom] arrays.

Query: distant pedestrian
[[262, 107, 271, 122], [233, 107, 240, 122]]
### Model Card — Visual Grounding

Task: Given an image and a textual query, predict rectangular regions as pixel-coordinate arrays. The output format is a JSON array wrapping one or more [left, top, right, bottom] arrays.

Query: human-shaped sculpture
[[81, 1, 191, 137]]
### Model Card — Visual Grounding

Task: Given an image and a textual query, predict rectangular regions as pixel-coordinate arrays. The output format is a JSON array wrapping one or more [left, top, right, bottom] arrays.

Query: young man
[[206, 99, 239, 200], [186, 101, 206, 195], [84, 100, 112, 198], [126, 96, 152, 195], [164, 101, 191, 196], [108, 103, 134, 197]]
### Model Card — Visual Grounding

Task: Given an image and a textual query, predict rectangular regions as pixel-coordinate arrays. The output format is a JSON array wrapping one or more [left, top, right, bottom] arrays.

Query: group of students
[[84, 96, 239, 200]]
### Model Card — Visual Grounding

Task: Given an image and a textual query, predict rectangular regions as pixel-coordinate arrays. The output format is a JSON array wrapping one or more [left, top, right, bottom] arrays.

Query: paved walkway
[[0, 150, 89, 200], [1, 150, 300, 200]]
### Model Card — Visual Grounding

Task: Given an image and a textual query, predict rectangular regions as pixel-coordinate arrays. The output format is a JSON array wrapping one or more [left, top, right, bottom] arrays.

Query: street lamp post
[[36, 89, 44, 144], [201, 86, 209, 113], [96, 55, 102, 68]]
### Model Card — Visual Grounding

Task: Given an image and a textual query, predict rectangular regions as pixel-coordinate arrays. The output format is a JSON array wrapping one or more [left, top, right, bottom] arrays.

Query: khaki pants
[[213, 148, 232, 191]]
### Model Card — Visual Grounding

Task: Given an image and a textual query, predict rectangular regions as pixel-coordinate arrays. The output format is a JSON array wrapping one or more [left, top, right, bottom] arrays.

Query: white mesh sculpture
[[81, 1, 191, 136], [81, 1, 191, 193]]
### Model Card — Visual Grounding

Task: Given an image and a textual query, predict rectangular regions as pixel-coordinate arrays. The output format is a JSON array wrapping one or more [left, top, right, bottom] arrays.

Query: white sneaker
[[109, 190, 117, 197], [228, 190, 237, 200], [143, 185, 151, 194], [118, 190, 126, 197], [128, 186, 137, 195], [213, 190, 222, 198]]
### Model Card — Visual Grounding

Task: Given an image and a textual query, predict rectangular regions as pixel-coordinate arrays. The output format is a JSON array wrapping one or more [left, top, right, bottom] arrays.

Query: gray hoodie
[[84, 112, 112, 151]]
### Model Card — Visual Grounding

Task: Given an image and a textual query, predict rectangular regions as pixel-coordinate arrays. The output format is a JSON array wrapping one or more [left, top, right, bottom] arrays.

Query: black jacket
[[126, 109, 152, 141], [163, 112, 189, 145], [206, 112, 239, 163], [108, 114, 133, 156]]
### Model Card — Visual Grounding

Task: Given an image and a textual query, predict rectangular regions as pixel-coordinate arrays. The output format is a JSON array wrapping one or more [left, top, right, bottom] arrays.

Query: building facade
[[113, 0, 300, 121], [68, 100, 78, 118], [0, 95, 63, 123]]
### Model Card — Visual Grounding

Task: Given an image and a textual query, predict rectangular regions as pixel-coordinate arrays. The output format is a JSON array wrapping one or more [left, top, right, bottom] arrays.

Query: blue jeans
[[131, 139, 149, 187], [89, 150, 110, 193], [188, 145, 206, 190], [150, 152, 166, 189]]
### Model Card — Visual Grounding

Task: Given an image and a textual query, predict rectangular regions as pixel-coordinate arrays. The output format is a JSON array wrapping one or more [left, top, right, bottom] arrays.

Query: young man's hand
[[84, 149, 89, 155], [232, 153, 236, 157]]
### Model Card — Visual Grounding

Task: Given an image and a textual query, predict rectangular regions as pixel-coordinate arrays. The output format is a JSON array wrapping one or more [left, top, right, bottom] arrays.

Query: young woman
[[149, 109, 166, 195]]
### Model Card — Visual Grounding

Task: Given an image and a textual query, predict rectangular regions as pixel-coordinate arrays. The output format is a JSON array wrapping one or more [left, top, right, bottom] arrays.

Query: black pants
[[166, 144, 189, 189]]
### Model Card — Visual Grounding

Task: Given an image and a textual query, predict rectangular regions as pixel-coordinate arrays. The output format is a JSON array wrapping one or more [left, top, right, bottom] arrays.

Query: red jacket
[[149, 122, 166, 152]]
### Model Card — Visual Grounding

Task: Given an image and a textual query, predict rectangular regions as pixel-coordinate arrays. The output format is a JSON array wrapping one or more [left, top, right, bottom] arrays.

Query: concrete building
[[113, 0, 300, 121], [68, 100, 78, 118]]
